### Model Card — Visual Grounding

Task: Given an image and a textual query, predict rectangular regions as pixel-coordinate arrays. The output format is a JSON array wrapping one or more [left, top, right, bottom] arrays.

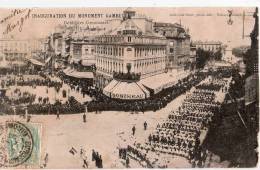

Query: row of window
[[134, 47, 165, 57], [96, 36, 124, 43], [96, 35, 166, 45], [0, 42, 28, 49], [0, 44, 28, 52], [96, 59, 124, 73], [1, 54, 26, 59], [96, 46, 124, 57], [96, 58, 165, 72], [74, 44, 167, 59], [196, 45, 221, 51]]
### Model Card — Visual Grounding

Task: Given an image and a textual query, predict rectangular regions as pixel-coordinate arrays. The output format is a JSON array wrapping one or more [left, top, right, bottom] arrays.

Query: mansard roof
[[106, 18, 162, 38]]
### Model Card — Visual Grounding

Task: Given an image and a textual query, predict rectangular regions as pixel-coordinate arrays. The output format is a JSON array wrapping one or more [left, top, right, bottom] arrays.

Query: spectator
[[132, 126, 136, 136]]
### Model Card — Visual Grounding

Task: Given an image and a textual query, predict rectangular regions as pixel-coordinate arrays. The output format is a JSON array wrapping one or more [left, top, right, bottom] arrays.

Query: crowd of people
[[1, 75, 63, 90], [6, 88, 36, 105], [0, 66, 27, 75], [0, 65, 91, 115], [0, 96, 85, 115], [57, 71, 95, 97], [27, 96, 85, 115], [147, 87, 220, 160], [126, 145, 153, 168], [126, 69, 232, 168]]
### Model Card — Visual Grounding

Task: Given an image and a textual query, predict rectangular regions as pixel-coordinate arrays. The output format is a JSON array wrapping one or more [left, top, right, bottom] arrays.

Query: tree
[[195, 48, 210, 69], [196, 48, 223, 69], [214, 49, 223, 61], [232, 46, 250, 58]]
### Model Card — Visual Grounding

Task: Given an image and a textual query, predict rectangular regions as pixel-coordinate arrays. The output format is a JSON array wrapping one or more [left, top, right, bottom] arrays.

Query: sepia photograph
[[0, 2, 259, 169]]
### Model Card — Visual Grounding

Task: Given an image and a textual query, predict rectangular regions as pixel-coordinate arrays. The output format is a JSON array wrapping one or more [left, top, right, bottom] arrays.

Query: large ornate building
[[95, 8, 167, 88], [42, 8, 193, 100]]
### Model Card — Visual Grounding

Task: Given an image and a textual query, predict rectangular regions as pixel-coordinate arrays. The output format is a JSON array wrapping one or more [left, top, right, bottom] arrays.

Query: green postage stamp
[[0, 121, 41, 168]]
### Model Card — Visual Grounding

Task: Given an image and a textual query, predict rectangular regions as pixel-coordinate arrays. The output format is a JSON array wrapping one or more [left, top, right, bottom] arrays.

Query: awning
[[140, 71, 189, 94], [29, 58, 45, 66], [103, 80, 119, 97], [63, 68, 94, 79], [103, 80, 150, 100]]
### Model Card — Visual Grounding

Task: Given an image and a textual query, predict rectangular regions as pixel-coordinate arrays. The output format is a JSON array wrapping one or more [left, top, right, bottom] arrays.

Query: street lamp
[[12, 105, 16, 121], [25, 106, 28, 121]]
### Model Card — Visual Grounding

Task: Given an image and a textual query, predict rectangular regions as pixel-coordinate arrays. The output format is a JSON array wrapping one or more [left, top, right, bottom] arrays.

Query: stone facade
[[95, 8, 167, 88]]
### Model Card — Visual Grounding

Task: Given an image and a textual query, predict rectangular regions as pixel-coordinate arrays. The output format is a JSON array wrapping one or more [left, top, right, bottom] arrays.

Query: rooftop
[[193, 40, 222, 45]]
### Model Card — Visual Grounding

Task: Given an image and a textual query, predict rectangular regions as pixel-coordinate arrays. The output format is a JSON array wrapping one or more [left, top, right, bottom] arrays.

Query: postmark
[[0, 121, 33, 167]]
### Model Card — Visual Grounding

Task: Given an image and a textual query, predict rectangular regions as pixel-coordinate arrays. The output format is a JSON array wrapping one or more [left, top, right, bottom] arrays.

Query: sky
[[0, 7, 256, 48]]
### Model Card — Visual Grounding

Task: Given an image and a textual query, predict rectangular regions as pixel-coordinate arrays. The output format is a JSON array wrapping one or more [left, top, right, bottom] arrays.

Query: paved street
[[0, 91, 189, 168]]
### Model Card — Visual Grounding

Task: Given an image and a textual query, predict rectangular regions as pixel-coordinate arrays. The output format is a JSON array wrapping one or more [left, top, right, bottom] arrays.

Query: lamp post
[[12, 105, 16, 121], [25, 106, 28, 121], [83, 105, 87, 123]]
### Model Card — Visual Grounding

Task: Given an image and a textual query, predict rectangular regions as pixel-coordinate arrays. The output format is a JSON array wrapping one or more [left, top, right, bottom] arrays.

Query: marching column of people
[[127, 70, 232, 168], [145, 77, 228, 166]]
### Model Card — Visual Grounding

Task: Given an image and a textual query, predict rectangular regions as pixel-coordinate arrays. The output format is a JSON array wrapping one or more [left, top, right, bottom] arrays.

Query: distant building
[[46, 24, 106, 67], [153, 22, 191, 71], [28, 38, 45, 54], [0, 38, 29, 60], [50, 31, 70, 57], [0, 38, 29, 69], [70, 36, 96, 66], [193, 40, 222, 52], [189, 43, 197, 68], [0, 37, 46, 69]]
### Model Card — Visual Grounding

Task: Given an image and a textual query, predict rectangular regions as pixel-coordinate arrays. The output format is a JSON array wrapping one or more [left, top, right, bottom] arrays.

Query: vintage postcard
[[0, 5, 258, 169]]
